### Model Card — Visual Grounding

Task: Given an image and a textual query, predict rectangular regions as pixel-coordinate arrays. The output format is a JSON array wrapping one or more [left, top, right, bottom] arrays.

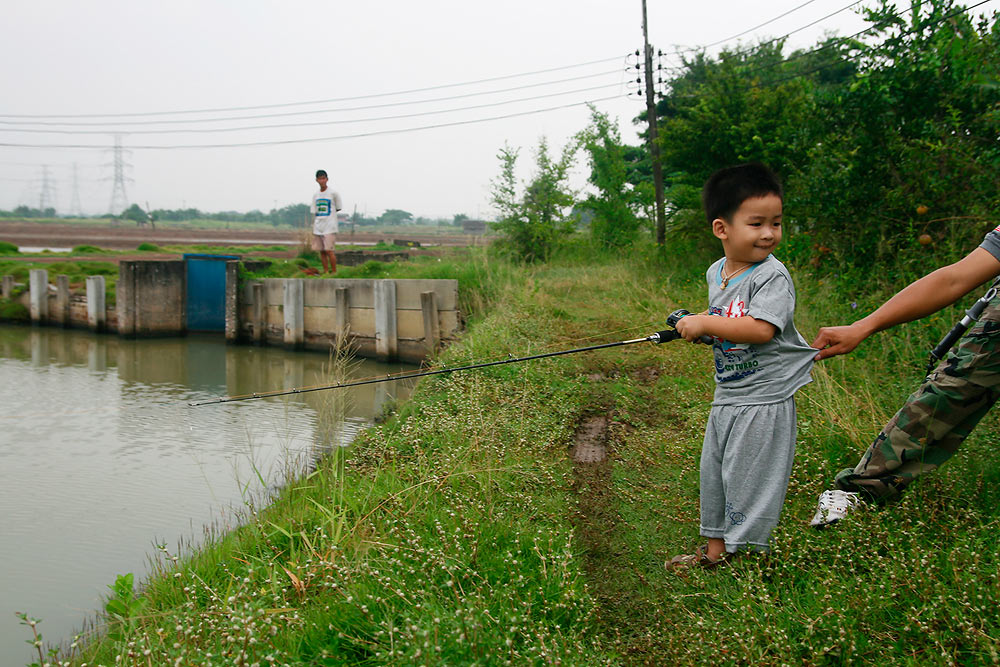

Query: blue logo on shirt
[[316, 199, 332, 216]]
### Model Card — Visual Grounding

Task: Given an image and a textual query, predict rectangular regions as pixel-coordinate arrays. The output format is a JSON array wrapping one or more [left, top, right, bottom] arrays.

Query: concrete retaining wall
[[1, 261, 461, 362], [239, 277, 461, 362]]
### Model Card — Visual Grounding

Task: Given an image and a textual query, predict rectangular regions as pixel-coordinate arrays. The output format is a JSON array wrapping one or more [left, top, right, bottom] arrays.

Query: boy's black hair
[[702, 162, 782, 223], [315, 169, 328, 178]]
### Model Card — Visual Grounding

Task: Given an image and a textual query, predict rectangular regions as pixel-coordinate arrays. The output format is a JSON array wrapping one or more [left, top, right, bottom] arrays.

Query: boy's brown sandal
[[666, 544, 735, 571]]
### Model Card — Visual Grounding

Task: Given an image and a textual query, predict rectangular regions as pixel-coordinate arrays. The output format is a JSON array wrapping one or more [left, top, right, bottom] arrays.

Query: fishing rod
[[926, 278, 999, 373], [189, 309, 711, 407]]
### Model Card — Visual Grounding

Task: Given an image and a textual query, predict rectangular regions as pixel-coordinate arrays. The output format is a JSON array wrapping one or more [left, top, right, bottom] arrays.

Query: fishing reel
[[650, 309, 714, 345]]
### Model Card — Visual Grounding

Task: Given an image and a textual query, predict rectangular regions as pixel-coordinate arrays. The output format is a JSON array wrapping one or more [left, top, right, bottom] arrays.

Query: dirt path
[[567, 360, 702, 665]]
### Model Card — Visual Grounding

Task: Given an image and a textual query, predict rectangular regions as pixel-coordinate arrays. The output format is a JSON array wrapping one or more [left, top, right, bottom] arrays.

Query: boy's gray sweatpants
[[700, 397, 796, 553]]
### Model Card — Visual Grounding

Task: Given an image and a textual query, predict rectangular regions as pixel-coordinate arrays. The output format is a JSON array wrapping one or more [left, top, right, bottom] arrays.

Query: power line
[[0, 55, 630, 120], [661, 0, 867, 65], [0, 83, 626, 136], [0, 69, 627, 128], [0, 93, 628, 151], [689, 0, 828, 51]]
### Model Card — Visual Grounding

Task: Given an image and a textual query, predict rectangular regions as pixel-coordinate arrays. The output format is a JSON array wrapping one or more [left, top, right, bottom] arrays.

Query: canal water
[[0, 325, 417, 663]]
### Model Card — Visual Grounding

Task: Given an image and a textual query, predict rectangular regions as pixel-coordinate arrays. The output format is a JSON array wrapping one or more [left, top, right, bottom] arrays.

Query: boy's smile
[[712, 193, 783, 265]]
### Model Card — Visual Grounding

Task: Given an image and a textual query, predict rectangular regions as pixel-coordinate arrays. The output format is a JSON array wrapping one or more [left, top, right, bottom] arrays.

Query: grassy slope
[[63, 244, 1000, 666]]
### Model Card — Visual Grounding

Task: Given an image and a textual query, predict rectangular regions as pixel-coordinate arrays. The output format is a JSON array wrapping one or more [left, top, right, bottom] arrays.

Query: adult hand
[[811, 323, 868, 360]]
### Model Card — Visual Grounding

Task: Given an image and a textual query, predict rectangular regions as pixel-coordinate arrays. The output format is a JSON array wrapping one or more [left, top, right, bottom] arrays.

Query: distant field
[[0, 216, 489, 236], [0, 220, 489, 254]]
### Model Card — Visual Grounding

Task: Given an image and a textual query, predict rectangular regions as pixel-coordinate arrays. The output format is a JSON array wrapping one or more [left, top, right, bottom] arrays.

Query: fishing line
[[189, 313, 708, 407], [189, 320, 662, 406]]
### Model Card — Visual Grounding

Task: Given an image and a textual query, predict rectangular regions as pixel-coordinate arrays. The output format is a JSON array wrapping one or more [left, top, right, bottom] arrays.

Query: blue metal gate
[[185, 254, 238, 332]]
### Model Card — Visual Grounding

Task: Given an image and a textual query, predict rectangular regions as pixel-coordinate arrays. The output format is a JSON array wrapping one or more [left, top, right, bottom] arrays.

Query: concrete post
[[251, 282, 265, 345], [2, 275, 14, 300], [86, 275, 106, 332], [224, 261, 239, 344], [56, 275, 71, 327], [283, 278, 304, 348], [29, 269, 49, 324], [374, 279, 398, 362], [335, 287, 349, 340], [117, 262, 136, 337], [420, 290, 441, 354]]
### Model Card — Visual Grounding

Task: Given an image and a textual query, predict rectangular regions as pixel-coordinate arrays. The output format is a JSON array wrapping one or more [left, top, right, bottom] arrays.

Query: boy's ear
[[711, 218, 728, 240]]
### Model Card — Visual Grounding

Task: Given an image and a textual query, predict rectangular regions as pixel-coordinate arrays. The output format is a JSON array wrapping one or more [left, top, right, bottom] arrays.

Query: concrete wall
[[2, 262, 462, 363], [117, 260, 186, 337], [239, 278, 461, 362]]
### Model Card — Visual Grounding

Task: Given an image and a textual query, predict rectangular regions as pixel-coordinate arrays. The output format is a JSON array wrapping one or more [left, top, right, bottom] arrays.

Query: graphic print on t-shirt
[[315, 198, 333, 217], [710, 298, 761, 382]]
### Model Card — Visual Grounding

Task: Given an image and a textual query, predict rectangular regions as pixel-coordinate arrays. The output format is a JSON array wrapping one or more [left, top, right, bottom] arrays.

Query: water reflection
[[0, 325, 417, 662]]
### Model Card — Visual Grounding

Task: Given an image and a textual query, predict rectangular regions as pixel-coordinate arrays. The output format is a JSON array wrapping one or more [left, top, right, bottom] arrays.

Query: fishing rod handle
[[666, 309, 715, 345], [928, 286, 997, 367]]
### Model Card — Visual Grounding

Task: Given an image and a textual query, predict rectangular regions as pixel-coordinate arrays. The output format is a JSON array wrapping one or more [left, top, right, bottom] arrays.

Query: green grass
[[51, 240, 1000, 665]]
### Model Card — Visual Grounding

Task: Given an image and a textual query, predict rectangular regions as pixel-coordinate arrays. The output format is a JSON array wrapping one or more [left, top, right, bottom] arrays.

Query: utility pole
[[641, 0, 667, 246]]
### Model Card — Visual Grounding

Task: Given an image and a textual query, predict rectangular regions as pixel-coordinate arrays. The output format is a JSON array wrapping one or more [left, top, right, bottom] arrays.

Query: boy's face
[[712, 193, 782, 264], [316, 175, 328, 190]]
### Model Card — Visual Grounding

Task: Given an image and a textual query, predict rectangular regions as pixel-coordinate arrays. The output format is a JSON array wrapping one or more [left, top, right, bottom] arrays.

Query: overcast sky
[[2, 0, 980, 220]]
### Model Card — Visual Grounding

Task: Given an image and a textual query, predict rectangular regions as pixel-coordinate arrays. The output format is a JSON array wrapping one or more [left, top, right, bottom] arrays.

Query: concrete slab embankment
[[2, 260, 461, 363]]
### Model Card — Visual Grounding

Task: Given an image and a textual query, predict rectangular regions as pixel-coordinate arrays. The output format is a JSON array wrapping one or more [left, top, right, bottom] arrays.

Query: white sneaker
[[810, 489, 861, 528]]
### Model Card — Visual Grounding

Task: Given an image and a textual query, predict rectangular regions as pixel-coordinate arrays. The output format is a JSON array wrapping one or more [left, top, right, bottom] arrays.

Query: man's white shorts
[[312, 233, 336, 251]]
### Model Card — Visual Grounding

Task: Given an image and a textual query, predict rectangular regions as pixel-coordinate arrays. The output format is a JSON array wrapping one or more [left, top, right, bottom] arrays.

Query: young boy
[[311, 169, 343, 274], [670, 162, 815, 568]]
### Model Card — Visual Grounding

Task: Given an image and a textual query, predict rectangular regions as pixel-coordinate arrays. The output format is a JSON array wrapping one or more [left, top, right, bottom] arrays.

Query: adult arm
[[811, 247, 1000, 360]]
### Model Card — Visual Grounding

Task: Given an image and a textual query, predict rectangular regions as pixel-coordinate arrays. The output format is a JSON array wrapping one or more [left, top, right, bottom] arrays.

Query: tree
[[490, 138, 577, 262], [123, 203, 149, 226], [790, 0, 1000, 266], [577, 106, 644, 248], [378, 209, 414, 226]]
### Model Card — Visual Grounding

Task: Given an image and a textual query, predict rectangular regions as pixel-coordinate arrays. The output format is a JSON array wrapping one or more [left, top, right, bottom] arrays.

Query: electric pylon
[[39, 165, 56, 214], [69, 162, 84, 217], [106, 134, 132, 216]]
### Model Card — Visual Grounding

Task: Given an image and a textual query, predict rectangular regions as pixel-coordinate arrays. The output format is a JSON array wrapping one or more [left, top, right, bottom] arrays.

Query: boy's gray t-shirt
[[980, 226, 1000, 261], [705, 254, 815, 406]]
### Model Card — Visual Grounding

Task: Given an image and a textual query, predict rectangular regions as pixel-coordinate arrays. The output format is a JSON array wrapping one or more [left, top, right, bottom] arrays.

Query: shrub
[[0, 299, 29, 321]]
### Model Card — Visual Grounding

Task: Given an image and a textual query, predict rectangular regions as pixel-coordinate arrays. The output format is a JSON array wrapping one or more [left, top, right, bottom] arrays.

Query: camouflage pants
[[835, 293, 1000, 502]]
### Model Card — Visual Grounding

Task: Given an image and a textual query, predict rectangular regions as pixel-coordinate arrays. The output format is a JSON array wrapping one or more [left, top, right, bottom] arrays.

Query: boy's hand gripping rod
[[926, 279, 999, 373], [189, 309, 713, 407]]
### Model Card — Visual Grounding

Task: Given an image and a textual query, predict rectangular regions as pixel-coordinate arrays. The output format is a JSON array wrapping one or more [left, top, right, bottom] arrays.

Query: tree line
[[492, 0, 1000, 273], [0, 203, 473, 228]]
